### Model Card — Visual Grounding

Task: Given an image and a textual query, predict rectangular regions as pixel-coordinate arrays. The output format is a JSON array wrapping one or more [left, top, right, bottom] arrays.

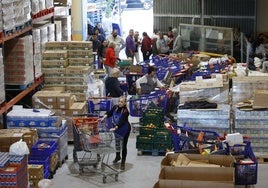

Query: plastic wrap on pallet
[[232, 76, 268, 104], [179, 87, 229, 104], [177, 104, 230, 134], [7, 106, 63, 128], [234, 107, 268, 155], [45, 0, 54, 9], [31, 0, 39, 14]]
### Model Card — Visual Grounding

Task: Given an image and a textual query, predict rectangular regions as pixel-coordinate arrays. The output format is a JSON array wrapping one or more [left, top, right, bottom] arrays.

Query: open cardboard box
[[154, 179, 234, 188], [157, 153, 235, 187], [161, 153, 235, 167]]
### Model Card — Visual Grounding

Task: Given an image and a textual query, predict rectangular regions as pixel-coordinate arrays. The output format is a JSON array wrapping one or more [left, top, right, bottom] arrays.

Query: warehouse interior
[[0, 0, 268, 188]]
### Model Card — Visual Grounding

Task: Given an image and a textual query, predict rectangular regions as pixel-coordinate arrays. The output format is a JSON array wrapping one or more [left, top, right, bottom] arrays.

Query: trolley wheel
[[115, 174, 118, 181], [103, 176, 107, 183]]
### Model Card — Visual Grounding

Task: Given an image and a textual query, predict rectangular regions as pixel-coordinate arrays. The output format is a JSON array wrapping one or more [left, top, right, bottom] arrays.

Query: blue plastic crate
[[235, 162, 258, 185], [31, 140, 58, 156]]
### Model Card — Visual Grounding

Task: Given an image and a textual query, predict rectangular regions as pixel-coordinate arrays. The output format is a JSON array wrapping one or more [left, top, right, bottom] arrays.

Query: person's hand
[[109, 128, 116, 132], [117, 58, 121, 61]]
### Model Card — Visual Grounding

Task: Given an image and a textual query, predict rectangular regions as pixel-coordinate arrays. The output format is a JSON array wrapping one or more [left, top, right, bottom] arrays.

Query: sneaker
[[113, 157, 121, 164]]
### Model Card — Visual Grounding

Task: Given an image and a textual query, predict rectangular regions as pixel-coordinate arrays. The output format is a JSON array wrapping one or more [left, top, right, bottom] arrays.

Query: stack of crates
[[28, 140, 58, 179], [0, 153, 28, 188], [136, 108, 172, 155]]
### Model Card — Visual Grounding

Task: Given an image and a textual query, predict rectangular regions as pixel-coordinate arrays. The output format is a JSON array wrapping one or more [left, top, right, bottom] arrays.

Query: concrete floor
[[50, 129, 268, 188]]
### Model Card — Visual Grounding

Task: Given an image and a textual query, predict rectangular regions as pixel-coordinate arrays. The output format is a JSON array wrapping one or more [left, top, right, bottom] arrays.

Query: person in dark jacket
[[100, 96, 131, 170], [105, 67, 123, 97], [141, 32, 153, 61]]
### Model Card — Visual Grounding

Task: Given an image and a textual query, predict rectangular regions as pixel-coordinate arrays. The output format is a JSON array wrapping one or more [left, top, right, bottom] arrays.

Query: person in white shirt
[[135, 66, 165, 95], [107, 29, 126, 57], [156, 32, 170, 55]]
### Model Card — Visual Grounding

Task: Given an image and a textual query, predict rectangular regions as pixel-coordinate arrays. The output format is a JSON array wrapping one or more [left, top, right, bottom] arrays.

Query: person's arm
[[100, 105, 116, 122], [156, 78, 165, 89], [135, 76, 146, 95]]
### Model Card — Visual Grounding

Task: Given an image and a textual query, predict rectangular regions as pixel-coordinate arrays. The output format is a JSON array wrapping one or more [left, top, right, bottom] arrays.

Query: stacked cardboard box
[[0, 128, 38, 152], [4, 35, 34, 85], [32, 89, 87, 142], [42, 41, 94, 102]]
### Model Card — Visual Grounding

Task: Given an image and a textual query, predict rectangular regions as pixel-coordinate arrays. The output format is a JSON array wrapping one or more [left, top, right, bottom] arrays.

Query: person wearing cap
[[135, 66, 165, 95]]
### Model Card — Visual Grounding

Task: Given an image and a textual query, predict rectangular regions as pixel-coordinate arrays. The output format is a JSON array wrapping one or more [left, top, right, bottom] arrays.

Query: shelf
[[0, 26, 32, 43], [0, 74, 44, 115], [32, 7, 55, 24]]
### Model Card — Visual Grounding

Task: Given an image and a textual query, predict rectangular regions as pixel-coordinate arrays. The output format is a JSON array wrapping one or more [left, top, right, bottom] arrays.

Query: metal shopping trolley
[[72, 115, 123, 183]]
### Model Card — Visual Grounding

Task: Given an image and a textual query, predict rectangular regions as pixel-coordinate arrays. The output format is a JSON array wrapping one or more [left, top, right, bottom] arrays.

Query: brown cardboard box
[[65, 101, 88, 116], [28, 164, 44, 180], [158, 154, 235, 187], [56, 93, 75, 109], [158, 166, 234, 182], [0, 128, 38, 152], [154, 179, 234, 188], [253, 89, 268, 109], [129, 65, 143, 74], [161, 153, 234, 168]]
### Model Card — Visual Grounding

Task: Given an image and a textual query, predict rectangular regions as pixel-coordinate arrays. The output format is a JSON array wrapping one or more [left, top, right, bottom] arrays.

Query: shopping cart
[[72, 115, 123, 183], [166, 123, 223, 154], [129, 90, 168, 117]]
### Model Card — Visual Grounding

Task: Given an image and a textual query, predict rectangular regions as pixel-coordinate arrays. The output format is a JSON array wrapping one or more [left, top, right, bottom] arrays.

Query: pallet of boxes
[[41, 41, 94, 141]]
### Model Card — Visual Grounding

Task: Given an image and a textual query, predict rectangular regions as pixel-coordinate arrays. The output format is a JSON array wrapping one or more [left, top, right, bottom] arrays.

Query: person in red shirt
[[141, 32, 153, 61], [104, 41, 120, 76]]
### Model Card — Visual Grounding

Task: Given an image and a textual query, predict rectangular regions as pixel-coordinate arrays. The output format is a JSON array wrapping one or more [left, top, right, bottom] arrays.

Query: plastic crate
[[235, 162, 258, 185], [129, 91, 168, 117], [88, 97, 112, 113], [31, 140, 58, 156], [136, 135, 154, 144]]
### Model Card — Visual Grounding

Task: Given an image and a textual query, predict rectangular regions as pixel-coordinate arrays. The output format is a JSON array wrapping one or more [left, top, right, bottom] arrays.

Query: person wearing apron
[[100, 96, 131, 170]]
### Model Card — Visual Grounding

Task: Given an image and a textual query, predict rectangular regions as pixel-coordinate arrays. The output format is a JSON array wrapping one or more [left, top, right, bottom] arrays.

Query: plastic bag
[[9, 139, 29, 155], [38, 179, 53, 188]]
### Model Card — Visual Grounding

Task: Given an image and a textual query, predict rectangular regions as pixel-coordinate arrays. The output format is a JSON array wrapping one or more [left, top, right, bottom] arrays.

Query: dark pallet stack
[[136, 108, 172, 156]]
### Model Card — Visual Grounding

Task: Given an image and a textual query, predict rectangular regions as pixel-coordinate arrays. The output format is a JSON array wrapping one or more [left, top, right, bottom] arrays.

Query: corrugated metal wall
[[154, 0, 256, 35]]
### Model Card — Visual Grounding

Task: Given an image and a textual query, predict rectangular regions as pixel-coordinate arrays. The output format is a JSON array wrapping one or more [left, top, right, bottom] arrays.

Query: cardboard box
[[154, 179, 234, 188], [28, 164, 44, 180], [65, 66, 92, 75], [129, 65, 143, 74], [253, 89, 268, 109], [158, 166, 234, 182], [56, 93, 75, 109], [65, 102, 87, 116], [158, 154, 235, 187], [42, 50, 68, 60], [161, 153, 235, 168]]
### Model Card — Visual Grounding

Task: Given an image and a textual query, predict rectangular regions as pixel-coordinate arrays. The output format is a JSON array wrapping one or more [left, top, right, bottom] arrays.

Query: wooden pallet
[[137, 149, 166, 156], [5, 82, 34, 90]]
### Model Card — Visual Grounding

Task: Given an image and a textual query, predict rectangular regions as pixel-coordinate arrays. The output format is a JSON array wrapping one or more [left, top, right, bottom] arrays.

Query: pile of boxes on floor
[[0, 102, 69, 187], [154, 133, 258, 188], [0, 126, 58, 187]]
